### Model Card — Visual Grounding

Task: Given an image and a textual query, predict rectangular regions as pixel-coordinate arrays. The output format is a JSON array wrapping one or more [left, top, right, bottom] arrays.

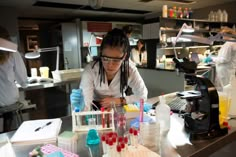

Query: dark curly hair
[[134, 39, 146, 53], [93, 28, 130, 97]]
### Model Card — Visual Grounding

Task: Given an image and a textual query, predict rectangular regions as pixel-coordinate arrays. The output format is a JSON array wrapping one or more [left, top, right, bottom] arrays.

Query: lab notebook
[[10, 118, 62, 145]]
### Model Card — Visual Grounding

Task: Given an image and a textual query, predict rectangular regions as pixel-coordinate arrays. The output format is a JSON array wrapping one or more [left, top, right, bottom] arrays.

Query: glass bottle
[[173, 6, 177, 18], [183, 8, 189, 18], [177, 7, 183, 18], [189, 8, 193, 19], [169, 8, 174, 18], [162, 5, 168, 18]]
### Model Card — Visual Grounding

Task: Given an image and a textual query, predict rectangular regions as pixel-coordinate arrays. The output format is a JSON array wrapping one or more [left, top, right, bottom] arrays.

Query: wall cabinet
[[142, 22, 160, 39]]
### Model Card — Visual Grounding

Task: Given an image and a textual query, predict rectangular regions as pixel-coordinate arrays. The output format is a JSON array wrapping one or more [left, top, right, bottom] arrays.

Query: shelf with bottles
[[159, 17, 235, 34], [159, 17, 235, 24]]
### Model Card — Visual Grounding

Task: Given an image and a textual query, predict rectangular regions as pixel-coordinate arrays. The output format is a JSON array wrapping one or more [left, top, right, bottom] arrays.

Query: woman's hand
[[100, 97, 120, 109]]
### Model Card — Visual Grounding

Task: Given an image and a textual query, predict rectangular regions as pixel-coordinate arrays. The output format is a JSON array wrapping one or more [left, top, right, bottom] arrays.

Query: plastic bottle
[[183, 8, 189, 18], [173, 6, 177, 18], [222, 10, 228, 22], [177, 7, 183, 18], [162, 5, 168, 18], [188, 8, 193, 19], [209, 11, 214, 21], [217, 9, 223, 22], [169, 8, 173, 18], [156, 95, 170, 133]]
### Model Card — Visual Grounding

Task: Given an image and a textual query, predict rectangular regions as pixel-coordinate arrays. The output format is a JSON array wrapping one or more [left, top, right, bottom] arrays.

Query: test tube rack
[[72, 109, 115, 132]]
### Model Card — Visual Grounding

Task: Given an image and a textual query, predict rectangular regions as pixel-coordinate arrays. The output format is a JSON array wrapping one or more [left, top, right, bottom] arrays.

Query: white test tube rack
[[72, 109, 115, 132]]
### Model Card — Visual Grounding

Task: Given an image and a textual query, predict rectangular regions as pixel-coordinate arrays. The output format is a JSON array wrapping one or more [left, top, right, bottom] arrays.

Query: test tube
[[129, 128, 134, 146], [139, 99, 144, 123], [133, 129, 138, 148], [120, 142, 125, 156], [101, 107, 105, 128], [124, 137, 128, 152], [101, 134, 107, 154], [116, 145, 122, 157]]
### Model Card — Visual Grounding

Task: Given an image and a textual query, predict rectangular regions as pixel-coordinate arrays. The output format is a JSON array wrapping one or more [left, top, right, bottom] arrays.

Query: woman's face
[[101, 46, 125, 76], [137, 41, 143, 49]]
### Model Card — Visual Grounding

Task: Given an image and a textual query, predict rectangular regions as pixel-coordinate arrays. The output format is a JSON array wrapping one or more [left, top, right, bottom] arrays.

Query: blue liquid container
[[86, 129, 100, 145]]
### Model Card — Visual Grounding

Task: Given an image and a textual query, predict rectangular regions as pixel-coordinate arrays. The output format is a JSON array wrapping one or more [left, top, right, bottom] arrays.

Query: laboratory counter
[[1, 113, 236, 157], [17, 78, 81, 119], [17, 78, 81, 91]]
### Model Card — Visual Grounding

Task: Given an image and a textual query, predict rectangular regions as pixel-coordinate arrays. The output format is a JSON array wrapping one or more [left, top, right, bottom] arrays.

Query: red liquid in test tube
[[139, 99, 144, 123]]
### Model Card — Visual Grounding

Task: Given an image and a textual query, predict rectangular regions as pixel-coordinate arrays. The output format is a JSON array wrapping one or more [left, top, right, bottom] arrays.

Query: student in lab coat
[[122, 25, 133, 38], [131, 39, 147, 66], [212, 27, 236, 88], [0, 26, 27, 131], [72, 28, 148, 111]]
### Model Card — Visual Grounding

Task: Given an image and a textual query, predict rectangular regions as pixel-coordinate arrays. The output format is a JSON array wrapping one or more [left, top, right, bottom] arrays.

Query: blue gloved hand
[[70, 89, 85, 111], [135, 102, 152, 112], [204, 56, 213, 63]]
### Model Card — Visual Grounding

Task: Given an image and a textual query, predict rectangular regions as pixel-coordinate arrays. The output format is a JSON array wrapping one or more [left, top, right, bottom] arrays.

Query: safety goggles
[[101, 55, 125, 64]]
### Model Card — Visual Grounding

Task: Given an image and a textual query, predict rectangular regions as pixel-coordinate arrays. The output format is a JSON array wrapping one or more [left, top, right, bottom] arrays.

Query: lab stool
[[0, 102, 24, 132]]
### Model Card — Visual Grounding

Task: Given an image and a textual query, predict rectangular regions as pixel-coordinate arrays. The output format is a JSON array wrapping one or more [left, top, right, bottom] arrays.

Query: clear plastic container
[[139, 122, 160, 152]]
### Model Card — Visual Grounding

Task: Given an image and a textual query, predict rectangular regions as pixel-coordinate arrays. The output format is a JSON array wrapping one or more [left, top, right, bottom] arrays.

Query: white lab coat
[[131, 48, 147, 66], [80, 61, 148, 110], [213, 41, 236, 87], [0, 52, 27, 107]]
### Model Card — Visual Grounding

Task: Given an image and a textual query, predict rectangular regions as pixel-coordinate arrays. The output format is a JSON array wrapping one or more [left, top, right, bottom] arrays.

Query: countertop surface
[[1, 114, 236, 157]]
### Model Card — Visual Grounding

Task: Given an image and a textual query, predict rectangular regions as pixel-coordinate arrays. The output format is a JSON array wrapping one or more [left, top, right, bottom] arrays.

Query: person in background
[[71, 28, 148, 111], [212, 27, 236, 88], [0, 26, 28, 131], [131, 39, 147, 66], [122, 25, 133, 38]]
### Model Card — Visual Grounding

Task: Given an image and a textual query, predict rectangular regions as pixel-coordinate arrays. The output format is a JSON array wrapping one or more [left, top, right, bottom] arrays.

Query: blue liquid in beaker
[[86, 129, 100, 145]]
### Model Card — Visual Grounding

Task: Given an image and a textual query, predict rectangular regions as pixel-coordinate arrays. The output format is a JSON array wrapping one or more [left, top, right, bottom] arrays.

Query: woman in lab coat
[[76, 28, 148, 110], [0, 26, 27, 131], [212, 27, 236, 88], [131, 39, 147, 66]]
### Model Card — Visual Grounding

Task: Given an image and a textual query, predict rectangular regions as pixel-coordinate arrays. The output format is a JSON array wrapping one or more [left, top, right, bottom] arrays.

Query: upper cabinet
[[81, 21, 142, 47], [142, 22, 160, 39]]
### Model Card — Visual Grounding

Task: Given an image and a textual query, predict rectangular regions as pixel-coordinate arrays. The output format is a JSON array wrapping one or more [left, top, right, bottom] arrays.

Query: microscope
[[173, 58, 228, 140]]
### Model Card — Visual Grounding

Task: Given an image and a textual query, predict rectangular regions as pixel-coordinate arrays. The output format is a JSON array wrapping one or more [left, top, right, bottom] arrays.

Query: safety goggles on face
[[101, 55, 125, 64]]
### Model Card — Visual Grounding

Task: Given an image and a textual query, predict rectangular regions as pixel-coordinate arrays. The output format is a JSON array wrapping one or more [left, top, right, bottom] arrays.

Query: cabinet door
[[143, 23, 160, 39], [150, 22, 160, 39], [143, 24, 151, 39]]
